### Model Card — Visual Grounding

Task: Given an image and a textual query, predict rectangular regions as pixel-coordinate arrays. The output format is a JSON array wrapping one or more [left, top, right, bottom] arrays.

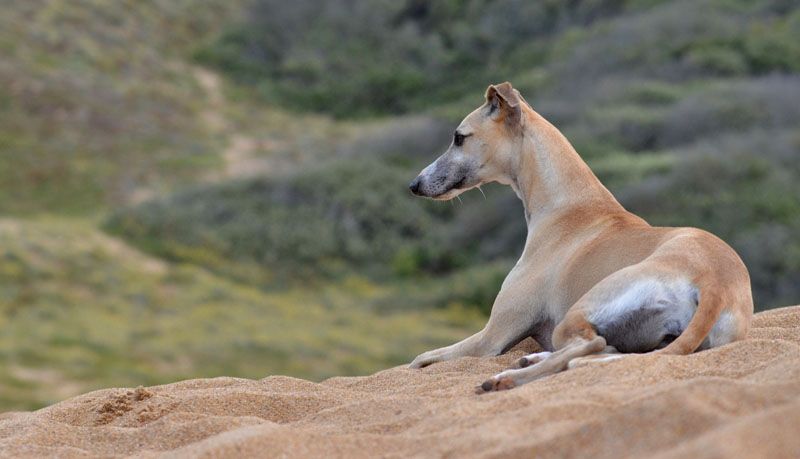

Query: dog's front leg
[[409, 331, 488, 368], [410, 267, 540, 368]]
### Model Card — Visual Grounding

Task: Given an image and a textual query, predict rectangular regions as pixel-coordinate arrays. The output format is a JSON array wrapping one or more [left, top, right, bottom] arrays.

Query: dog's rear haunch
[[407, 82, 752, 392]]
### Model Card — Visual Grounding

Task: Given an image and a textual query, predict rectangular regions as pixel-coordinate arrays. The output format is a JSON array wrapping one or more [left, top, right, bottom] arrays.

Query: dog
[[407, 82, 753, 393]]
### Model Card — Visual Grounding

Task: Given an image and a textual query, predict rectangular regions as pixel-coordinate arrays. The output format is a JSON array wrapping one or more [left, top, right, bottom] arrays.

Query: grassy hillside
[[0, 0, 249, 214], [0, 219, 484, 410]]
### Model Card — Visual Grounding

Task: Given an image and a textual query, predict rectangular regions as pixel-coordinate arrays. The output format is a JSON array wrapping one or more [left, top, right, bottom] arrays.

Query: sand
[[2, 306, 800, 458]]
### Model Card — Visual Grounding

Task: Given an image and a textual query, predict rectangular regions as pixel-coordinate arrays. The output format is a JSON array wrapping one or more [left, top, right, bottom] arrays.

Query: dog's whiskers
[[477, 186, 487, 200], [457, 195, 463, 205]]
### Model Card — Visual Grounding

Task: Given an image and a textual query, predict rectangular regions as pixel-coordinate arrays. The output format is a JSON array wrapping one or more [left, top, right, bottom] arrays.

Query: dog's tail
[[656, 281, 725, 355]]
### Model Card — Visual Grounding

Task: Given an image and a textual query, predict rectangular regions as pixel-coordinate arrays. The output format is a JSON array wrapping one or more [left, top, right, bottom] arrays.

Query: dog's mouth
[[430, 175, 470, 200]]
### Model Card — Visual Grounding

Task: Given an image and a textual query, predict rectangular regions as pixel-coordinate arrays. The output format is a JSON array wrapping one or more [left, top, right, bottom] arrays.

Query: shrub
[[106, 158, 466, 281], [196, 0, 673, 117]]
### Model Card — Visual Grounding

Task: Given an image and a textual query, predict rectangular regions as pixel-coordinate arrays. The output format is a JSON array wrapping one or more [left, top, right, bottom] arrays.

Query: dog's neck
[[506, 110, 623, 226]]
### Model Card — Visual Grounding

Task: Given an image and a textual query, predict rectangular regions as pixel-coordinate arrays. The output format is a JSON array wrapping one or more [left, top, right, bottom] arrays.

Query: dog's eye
[[454, 132, 465, 147]]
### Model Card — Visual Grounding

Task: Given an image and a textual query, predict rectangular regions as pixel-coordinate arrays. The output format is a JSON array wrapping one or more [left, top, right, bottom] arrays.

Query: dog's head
[[409, 82, 525, 200]]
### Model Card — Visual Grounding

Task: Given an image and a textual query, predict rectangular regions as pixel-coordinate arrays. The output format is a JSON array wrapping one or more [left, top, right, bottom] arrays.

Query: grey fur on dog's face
[[410, 134, 482, 200]]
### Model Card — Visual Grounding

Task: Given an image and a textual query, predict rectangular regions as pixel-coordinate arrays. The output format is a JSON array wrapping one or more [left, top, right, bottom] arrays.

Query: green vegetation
[[0, 219, 484, 409], [196, 0, 639, 117], [0, 0, 798, 411], [106, 158, 462, 281], [0, 0, 251, 215], [197, 0, 800, 118]]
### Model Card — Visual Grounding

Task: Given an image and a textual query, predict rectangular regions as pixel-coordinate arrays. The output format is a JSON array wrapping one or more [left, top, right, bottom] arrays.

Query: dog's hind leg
[[478, 264, 703, 392], [517, 344, 619, 369], [515, 351, 552, 368], [478, 327, 606, 392], [479, 310, 607, 392], [566, 347, 626, 369]]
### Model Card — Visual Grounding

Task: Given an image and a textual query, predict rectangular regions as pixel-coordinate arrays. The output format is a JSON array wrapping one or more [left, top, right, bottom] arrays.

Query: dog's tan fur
[[408, 82, 753, 392]]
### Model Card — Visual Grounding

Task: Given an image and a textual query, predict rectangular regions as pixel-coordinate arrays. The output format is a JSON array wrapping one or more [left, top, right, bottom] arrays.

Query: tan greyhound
[[407, 82, 753, 392]]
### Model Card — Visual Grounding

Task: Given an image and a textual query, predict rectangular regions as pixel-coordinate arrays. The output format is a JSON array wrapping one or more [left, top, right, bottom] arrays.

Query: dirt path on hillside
[[194, 67, 272, 179]]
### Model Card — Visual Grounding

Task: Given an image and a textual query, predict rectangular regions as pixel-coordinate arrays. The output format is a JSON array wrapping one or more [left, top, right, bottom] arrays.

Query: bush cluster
[[195, 0, 661, 117], [116, 0, 800, 310], [107, 158, 475, 281]]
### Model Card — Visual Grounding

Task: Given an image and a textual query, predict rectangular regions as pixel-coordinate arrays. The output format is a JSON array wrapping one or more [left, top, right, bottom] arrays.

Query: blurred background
[[1, 0, 799, 411]]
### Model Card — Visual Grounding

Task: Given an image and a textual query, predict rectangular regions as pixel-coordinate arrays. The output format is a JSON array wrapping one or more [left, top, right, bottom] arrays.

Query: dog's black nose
[[409, 177, 422, 195]]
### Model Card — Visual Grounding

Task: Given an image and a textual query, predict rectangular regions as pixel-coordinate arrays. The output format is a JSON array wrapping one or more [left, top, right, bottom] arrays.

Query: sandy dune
[[2, 306, 800, 458]]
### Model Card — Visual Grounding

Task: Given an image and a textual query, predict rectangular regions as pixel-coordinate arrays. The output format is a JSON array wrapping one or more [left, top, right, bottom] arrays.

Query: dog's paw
[[515, 351, 552, 368], [475, 376, 516, 394], [409, 351, 440, 369]]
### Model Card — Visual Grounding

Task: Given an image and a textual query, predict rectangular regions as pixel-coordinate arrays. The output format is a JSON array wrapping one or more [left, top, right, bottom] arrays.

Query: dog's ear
[[485, 82, 521, 125]]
